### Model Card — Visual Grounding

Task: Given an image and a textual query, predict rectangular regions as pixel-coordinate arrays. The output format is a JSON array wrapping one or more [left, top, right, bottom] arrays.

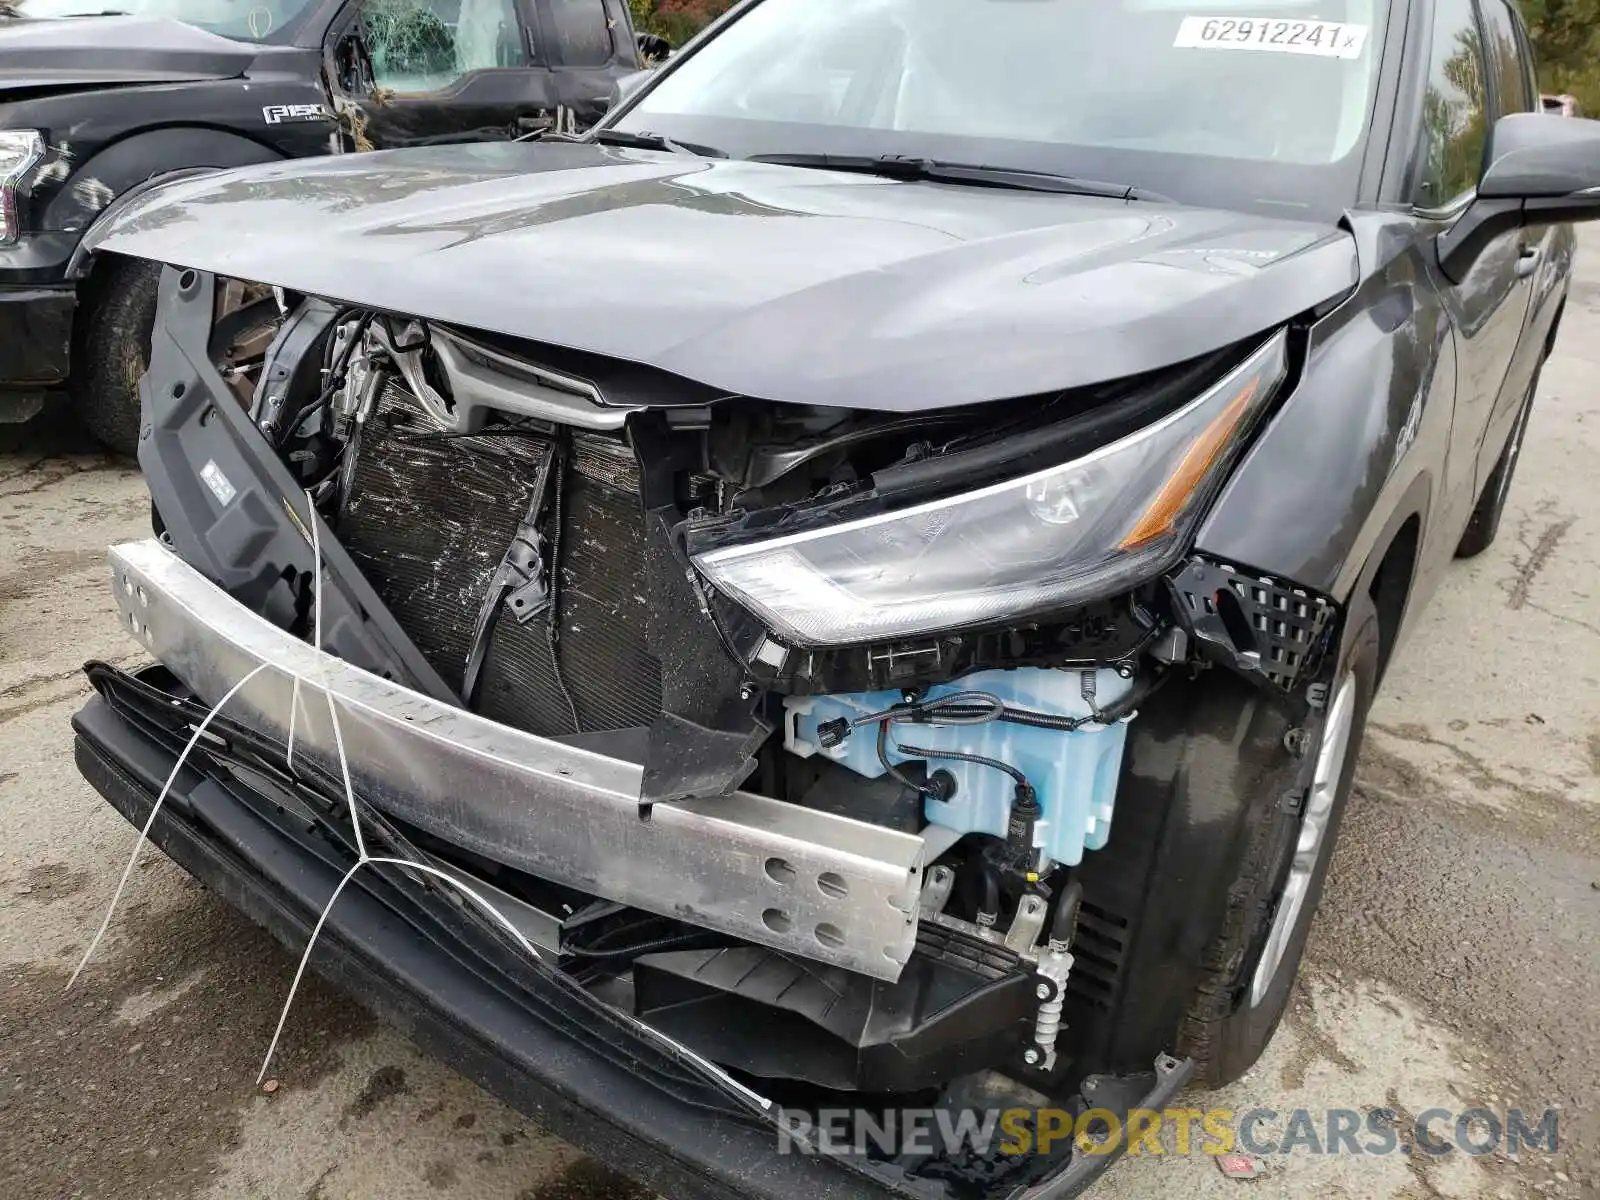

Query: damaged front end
[[90, 262, 1337, 1196]]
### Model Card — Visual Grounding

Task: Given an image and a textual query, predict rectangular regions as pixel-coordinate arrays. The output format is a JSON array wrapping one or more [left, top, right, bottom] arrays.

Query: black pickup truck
[[0, 0, 647, 452]]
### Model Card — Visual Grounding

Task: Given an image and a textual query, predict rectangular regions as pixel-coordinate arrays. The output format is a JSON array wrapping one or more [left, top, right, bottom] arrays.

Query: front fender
[[1195, 224, 1452, 607], [44, 126, 284, 253]]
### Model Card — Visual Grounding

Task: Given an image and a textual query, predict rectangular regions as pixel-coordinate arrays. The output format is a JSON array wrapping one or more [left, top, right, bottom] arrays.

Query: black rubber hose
[[964, 669, 1168, 731], [1050, 879, 1084, 946], [852, 691, 1006, 728], [856, 700, 1070, 730], [989, 708, 1092, 731], [851, 689, 1138, 735], [877, 721, 938, 797], [977, 862, 1002, 925], [1092, 669, 1166, 724], [894, 742, 1029, 788]]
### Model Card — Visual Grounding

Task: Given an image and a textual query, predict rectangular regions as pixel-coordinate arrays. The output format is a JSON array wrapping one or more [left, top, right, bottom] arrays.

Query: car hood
[[88, 141, 1359, 410], [0, 15, 254, 93]]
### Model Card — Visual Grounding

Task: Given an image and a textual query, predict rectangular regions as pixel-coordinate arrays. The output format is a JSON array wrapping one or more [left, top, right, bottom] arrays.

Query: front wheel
[[1177, 591, 1379, 1087], [71, 257, 162, 457]]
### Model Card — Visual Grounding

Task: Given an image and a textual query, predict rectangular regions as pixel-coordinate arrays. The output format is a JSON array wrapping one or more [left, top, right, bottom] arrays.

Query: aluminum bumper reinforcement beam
[[108, 539, 926, 981]]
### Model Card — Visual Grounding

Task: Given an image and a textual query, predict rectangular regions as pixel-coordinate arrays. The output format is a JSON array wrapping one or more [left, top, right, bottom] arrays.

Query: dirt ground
[[1, 239, 1597, 1199]]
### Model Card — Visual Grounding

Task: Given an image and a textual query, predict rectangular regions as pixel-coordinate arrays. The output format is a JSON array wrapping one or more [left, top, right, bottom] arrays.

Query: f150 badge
[[262, 104, 332, 125]]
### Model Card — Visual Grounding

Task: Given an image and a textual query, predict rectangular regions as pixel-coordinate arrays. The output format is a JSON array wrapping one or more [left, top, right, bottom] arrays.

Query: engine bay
[[269, 300, 1191, 939], [130, 268, 1338, 1148]]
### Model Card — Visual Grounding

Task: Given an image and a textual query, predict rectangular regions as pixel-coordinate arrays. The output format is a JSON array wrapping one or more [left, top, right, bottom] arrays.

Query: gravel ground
[[1, 237, 1596, 1200]]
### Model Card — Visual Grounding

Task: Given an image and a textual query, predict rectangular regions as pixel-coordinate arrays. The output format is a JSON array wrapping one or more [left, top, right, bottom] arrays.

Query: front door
[[532, 0, 643, 129], [1410, 0, 1532, 527], [1473, 0, 1550, 484], [326, 0, 562, 148]]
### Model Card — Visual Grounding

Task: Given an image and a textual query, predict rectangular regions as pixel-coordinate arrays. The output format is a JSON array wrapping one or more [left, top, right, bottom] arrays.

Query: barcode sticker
[[1174, 16, 1369, 58]]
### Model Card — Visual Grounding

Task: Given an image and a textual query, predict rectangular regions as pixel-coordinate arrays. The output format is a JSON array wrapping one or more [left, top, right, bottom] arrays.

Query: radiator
[[337, 380, 662, 736]]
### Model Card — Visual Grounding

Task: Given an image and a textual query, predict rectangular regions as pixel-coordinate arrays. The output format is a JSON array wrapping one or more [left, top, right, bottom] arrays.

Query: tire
[[1177, 591, 1380, 1088], [1455, 372, 1537, 559], [71, 257, 162, 457]]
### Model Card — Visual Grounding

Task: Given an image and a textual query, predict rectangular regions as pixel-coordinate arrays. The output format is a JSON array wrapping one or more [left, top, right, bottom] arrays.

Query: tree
[[629, 0, 736, 46], [1517, 0, 1600, 111]]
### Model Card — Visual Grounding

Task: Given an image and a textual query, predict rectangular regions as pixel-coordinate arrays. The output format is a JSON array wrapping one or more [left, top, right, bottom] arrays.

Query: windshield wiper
[[748, 153, 1167, 201], [586, 128, 728, 159]]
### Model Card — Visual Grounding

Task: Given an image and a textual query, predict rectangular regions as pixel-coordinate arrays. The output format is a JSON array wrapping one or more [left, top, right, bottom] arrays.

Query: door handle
[[1515, 244, 1542, 279]]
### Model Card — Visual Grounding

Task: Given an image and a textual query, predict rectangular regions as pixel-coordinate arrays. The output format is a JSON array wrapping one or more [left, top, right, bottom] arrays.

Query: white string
[[306, 497, 367, 861], [310, 497, 323, 655], [263, 506, 770, 1111], [255, 490, 538, 1082], [75, 496, 759, 1110], [322, 689, 367, 862], [71, 495, 546, 1093], [67, 660, 272, 992], [255, 855, 539, 1084], [286, 675, 304, 778]]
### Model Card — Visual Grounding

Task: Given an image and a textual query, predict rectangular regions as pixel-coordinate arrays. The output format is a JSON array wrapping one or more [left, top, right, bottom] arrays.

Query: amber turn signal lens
[[1119, 378, 1259, 550]]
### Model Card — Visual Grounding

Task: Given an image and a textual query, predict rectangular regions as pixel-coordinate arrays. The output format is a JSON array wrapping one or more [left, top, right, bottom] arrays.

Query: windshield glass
[[15, 0, 315, 41], [616, 0, 1387, 219]]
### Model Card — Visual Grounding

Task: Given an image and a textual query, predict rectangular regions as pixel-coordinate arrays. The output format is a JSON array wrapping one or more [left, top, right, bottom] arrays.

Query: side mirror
[[1438, 113, 1600, 281], [1479, 111, 1600, 207]]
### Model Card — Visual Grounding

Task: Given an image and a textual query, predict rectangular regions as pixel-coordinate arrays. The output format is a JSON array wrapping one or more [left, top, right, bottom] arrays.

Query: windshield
[[615, 0, 1387, 219], [15, 0, 315, 41]]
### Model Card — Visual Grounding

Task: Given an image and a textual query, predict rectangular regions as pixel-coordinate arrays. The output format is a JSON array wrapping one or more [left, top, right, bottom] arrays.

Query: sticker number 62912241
[[1173, 16, 1369, 58]]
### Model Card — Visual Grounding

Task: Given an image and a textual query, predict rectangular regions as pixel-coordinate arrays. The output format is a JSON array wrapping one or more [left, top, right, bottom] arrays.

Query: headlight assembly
[[0, 130, 46, 247], [693, 331, 1289, 646]]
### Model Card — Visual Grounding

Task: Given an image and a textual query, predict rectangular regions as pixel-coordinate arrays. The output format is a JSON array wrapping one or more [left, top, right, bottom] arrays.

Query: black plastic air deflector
[[136, 266, 457, 702], [634, 927, 1035, 1094]]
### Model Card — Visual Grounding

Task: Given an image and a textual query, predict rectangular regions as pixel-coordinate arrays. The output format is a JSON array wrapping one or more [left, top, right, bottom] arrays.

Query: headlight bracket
[[1165, 554, 1338, 702], [712, 587, 1163, 698]]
